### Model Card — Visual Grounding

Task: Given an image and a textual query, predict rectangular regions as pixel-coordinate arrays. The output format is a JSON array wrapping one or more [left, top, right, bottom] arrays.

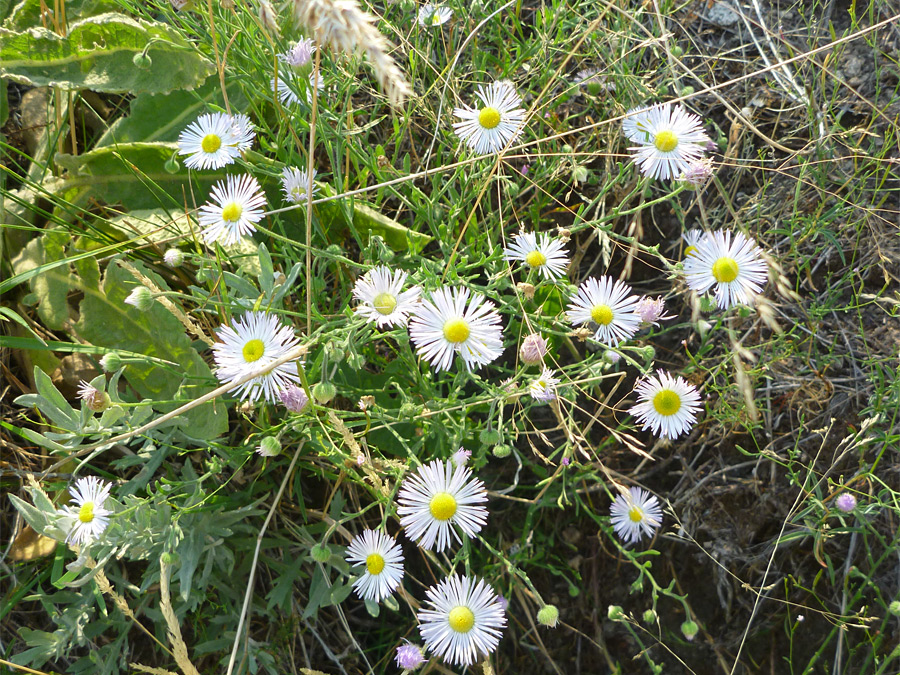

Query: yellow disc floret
[[429, 492, 458, 521], [78, 502, 95, 523], [373, 292, 397, 316], [478, 107, 501, 130], [201, 133, 222, 154], [590, 304, 614, 326], [711, 256, 739, 283], [525, 250, 547, 268], [654, 130, 678, 153], [242, 338, 265, 363], [628, 506, 644, 523], [652, 389, 681, 416], [443, 319, 470, 344], [221, 202, 243, 223], [365, 553, 385, 575], [448, 606, 475, 633]]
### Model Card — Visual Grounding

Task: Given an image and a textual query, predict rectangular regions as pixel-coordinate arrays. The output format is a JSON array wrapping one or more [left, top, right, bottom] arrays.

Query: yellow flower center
[[628, 506, 644, 523], [201, 133, 222, 154], [654, 130, 678, 153], [652, 389, 681, 416], [684, 245, 698, 258], [448, 606, 475, 633], [365, 553, 385, 575], [712, 256, 739, 283], [429, 492, 457, 521], [78, 502, 95, 523], [221, 202, 243, 223], [242, 338, 265, 363], [443, 319, 470, 344], [478, 107, 501, 130], [373, 292, 397, 316], [431, 12, 442, 25], [525, 250, 547, 268], [590, 304, 613, 326]]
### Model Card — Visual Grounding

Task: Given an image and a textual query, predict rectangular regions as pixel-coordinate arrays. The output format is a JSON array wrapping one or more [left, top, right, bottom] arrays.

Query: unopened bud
[[124, 286, 154, 312], [492, 444, 512, 458], [132, 51, 152, 69], [519, 333, 548, 365], [311, 543, 331, 563], [681, 619, 699, 641], [516, 282, 535, 300], [312, 381, 336, 404], [163, 248, 184, 267], [537, 605, 559, 627], [607, 605, 625, 621], [642, 609, 657, 624], [99, 352, 122, 372], [256, 437, 281, 457], [479, 428, 501, 446]]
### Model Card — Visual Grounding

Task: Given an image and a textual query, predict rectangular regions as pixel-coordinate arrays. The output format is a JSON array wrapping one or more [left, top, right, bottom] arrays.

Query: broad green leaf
[[15, 365, 78, 430], [75, 260, 227, 441], [10, 231, 71, 330], [352, 201, 431, 254], [55, 142, 226, 211], [3, 0, 119, 32], [0, 13, 213, 94], [95, 76, 248, 147]]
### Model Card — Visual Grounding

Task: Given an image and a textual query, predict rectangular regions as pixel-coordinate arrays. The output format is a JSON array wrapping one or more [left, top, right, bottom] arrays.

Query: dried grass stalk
[[291, 0, 412, 106], [160, 559, 202, 675]]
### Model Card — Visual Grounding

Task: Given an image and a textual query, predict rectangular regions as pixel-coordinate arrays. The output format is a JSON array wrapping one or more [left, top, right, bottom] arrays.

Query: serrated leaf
[[95, 76, 247, 147], [0, 13, 213, 94], [3, 0, 118, 31], [74, 260, 227, 441]]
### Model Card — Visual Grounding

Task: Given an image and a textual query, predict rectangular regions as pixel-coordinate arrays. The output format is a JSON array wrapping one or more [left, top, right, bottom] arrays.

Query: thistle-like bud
[[492, 444, 512, 458], [311, 543, 331, 563], [124, 286, 154, 312], [681, 619, 699, 641], [279, 385, 309, 413], [256, 437, 282, 457], [99, 352, 122, 372], [537, 604, 559, 628], [479, 428, 501, 446], [77, 380, 110, 412], [132, 51, 152, 69], [313, 381, 336, 404], [163, 248, 184, 268], [519, 333, 548, 365]]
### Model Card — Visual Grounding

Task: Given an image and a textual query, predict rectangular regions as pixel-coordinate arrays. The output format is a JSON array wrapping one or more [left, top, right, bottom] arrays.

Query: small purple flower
[[561, 457, 570, 466], [636, 296, 673, 326], [451, 448, 471, 467], [279, 38, 315, 68], [395, 641, 425, 670], [497, 595, 509, 611], [519, 333, 548, 365], [519, 163, 530, 176], [279, 384, 309, 413], [679, 157, 714, 188], [78, 380, 110, 412], [835, 493, 857, 512]]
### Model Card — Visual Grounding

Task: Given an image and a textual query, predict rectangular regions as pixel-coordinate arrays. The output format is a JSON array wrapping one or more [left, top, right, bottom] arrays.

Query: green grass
[[2, 0, 900, 673]]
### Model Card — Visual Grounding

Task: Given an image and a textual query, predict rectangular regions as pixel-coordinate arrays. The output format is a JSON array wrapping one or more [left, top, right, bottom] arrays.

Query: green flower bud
[[311, 543, 331, 563], [161, 551, 177, 565], [680, 85, 695, 97], [100, 352, 123, 373], [671, 44, 684, 58], [313, 381, 336, 404], [164, 154, 180, 174], [681, 619, 699, 641], [537, 605, 559, 628], [492, 444, 512, 458], [132, 51, 152, 69], [889, 600, 900, 617], [257, 437, 281, 457], [642, 609, 657, 624], [479, 428, 501, 446], [398, 401, 419, 419], [607, 605, 625, 621], [699, 295, 718, 313]]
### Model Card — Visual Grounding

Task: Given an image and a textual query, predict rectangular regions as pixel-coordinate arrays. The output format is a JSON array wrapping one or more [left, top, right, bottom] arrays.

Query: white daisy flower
[[683, 230, 767, 309], [622, 106, 653, 143], [281, 166, 319, 204], [503, 232, 569, 280], [452, 80, 526, 155], [177, 112, 242, 170], [273, 72, 324, 106], [279, 38, 315, 68], [408, 287, 504, 372], [417, 574, 506, 667], [352, 266, 421, 328], [397, 459, 488, 552], [345, 529, 405, 602], [198, 174, 267, 246], [629, 103, 711, 180], [566, 276, 641, 346], [629, 370, 702, 439], [58, 476, 112, 545], [682, 229, 706, 259], [212, 311, 303, 403], [529, 368, 560, 402], [418, 3, 452, 27], [610, 486, 662, 545], [229, 113, 256, 152]]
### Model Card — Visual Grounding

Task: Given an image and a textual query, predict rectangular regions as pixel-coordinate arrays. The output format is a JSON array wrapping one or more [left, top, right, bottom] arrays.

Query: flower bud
[[164, 154, 180, 174], [99, 352, 122, 372], [607, 605, 625, 621], [835, 493, 857, 512], [78, 381, 110, 412], [681, 619, 699, 641], [132, 51, 152, 69], [537, 604, 559, 628], [311, 543, 331, 563], [479, 428, 501, 446], [279, 385, 309, 413], [163, 248, 185, 267], [312, 381, 336, 404], [519, 333, 548, 365], [642, 609, 657, 624], [256, 437, 281, 457], [451, 448, 471, 467], [492, 444, 512, 458], [516, 282, 536, 300], [889, 600, 900, 616], [124, 286, 155, 312]]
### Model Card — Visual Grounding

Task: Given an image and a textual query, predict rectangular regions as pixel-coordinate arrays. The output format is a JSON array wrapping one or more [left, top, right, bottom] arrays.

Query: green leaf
[[0, 13, 213, 94], [10, 231, 71, 331], [2, 0, 119, 31], [55, 142, 226, 211], [74, 260, 227, 441], [95, 76, 247, 147], [14, 366, 78, 430]]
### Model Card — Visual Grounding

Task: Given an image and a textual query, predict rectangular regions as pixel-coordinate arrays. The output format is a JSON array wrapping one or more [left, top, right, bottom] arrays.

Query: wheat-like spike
[[291, 0, 412, 106]]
